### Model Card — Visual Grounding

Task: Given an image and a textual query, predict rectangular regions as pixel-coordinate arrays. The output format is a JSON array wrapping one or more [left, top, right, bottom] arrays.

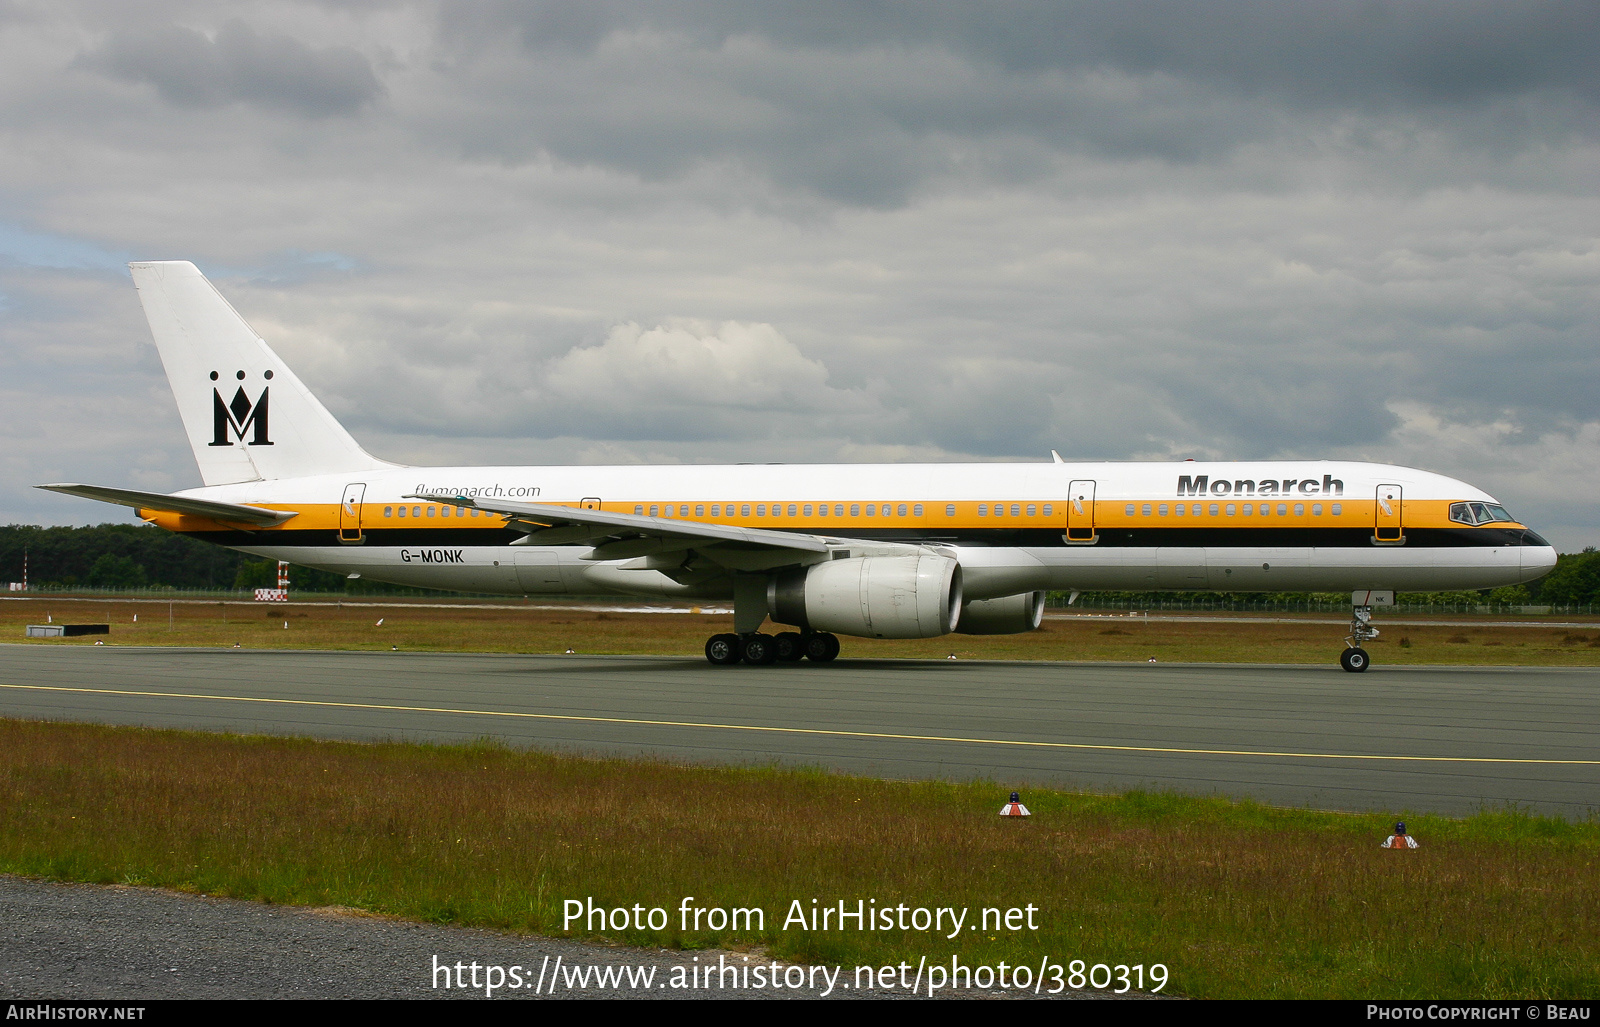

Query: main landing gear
[[1341, 604, 1379, 673], [704, 631, 840, 666]]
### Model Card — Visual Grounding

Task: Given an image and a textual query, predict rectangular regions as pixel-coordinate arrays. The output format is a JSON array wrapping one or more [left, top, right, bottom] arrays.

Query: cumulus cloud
[[542, 319, 867, 426]]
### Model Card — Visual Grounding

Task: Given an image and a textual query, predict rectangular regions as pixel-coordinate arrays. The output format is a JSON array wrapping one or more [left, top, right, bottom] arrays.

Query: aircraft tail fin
[[129, 260, 394, 485]]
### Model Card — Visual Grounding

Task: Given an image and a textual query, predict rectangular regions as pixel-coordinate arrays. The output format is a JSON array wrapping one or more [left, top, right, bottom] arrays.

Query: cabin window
[[635, 505, 644, 514], [1208, 504, 1219, 516], [1174, 504, 1184, 517], [803, 504, 812, 516], [1043, 504, 1053, 516], [398, 506, 407, 517], [914, 504, 923, 517], [413, 506, 422, 517], [1242, 504, 1252, 516], [1312, 503, 1323, 516], [1158, 504, 1168, 516], [1225, 504, 1235, 516], [756, 504, 766, 517], [741, 505, 751, 517], [832, 504, 842, 516], [650, 505, 659, 516], [384, 506, 392, 517], [897, 504, 907, 517], [978, 504, 987, 516], [850, 504, 860, 517], [1277, 504, 1288, 516], [427, 506, 436, 517], [865, 504, 875, 516], [677, 505, 687, 516], [788, 504, 798, 517], [1140, 504, 1150, 516], [1332, 503, 1342, 516], [710, 505, 720, 516], [1294, 503, 1305, 516], [1125, 504, 1135, 516], [1011, 504, 1020, 517], [695, 505, 705, 517], [946, 504, 956, 517], [817, 504, 827, 517]]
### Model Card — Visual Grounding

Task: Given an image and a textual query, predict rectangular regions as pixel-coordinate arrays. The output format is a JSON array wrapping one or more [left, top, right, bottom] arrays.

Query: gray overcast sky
[[2, 1, 1596, 549]]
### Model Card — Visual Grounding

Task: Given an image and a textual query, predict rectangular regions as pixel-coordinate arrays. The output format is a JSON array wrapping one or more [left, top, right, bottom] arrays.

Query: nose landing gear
[[1340, 592, 1391, 672]]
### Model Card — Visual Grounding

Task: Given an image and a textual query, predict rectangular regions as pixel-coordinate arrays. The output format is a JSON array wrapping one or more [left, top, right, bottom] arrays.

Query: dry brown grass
[[2, 718, 1597, 998], [5, 598, 1600, 666]]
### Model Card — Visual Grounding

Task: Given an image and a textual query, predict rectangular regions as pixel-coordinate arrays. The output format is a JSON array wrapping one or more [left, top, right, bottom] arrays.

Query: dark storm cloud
[[446, 0, 1600, 108], [84, 19, 383, 118], [427, 0, 1597, 208]]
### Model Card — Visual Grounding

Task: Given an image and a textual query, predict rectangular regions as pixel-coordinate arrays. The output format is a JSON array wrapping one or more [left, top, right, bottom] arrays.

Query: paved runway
[[2, 644, 1596, 818]]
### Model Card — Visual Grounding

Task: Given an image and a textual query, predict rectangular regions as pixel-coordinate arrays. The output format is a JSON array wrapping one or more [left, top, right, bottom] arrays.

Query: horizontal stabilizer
[[37, 483, 297, 526]]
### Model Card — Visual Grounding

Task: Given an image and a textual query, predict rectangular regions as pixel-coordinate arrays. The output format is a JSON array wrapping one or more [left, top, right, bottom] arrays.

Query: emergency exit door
[[1066, 479, 1097, 543]]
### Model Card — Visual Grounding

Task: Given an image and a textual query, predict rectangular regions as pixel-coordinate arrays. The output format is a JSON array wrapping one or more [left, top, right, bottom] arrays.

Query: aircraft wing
[[407, 494, 830, 555], [36, 483, 298, 526]]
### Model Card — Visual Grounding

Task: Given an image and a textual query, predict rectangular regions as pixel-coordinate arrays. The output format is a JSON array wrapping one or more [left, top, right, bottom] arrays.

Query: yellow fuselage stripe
[[140, 499, 1516, 535]]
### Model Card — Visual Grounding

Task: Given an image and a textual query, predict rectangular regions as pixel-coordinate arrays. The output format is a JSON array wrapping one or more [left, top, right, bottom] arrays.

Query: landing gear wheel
[[773, 632, 805, 662], [802, 632, 840, 662], [742, 633, 779, 665], [705, 633, 742, 666], [1340, 647, 1370, 673]]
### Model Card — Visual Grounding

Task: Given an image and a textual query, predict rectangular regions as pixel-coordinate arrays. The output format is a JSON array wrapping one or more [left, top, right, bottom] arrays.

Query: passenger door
[[338, 483, 366, 544], [1374, 484, 1404, 543]]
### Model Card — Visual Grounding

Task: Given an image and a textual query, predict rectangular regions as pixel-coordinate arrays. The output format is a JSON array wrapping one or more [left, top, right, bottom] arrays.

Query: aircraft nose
[[1522, 543, 1558, 578]]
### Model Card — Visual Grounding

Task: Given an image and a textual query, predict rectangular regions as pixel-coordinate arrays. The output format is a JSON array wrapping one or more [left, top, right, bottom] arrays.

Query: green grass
[[1, 718, 1596, 998]]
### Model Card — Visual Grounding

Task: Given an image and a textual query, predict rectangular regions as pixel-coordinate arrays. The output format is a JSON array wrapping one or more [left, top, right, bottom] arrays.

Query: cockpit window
[[1449, 502, 1516, 525]]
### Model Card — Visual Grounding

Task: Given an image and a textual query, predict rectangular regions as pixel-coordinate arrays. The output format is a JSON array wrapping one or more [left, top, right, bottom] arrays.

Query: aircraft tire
[[773, 632, 805, 662], [742, 633, 779, 665], [705, 633, 742, 665], [803, 632, 840, 662], [1340, 647, 1370, 673]]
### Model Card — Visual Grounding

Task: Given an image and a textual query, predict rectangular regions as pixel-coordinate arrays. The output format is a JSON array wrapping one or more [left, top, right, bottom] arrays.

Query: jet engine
[[771, 554, 962, 639], [955, 591, 1045, 635]]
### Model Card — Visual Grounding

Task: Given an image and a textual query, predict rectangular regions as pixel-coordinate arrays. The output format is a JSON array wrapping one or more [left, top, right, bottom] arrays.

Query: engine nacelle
[[772, 554, 962, 639], [955, 591, 1045, 635]]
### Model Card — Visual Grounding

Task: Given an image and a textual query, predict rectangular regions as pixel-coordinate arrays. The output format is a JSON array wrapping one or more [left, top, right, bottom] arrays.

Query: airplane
[[39, 261, 1557, 671]]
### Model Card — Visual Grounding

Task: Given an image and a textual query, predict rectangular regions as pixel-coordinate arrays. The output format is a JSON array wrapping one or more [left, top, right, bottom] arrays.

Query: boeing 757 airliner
[[39, 261, 1556, 670]]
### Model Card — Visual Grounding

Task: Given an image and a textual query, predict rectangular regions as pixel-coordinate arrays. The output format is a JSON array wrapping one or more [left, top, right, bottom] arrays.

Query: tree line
[[0, 524, 428, 595], [1, 523, 1597, 604]]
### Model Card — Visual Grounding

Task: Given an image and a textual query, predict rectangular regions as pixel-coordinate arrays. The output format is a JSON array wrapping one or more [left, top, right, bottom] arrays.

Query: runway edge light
[[1000, 791, 1031, 817]]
